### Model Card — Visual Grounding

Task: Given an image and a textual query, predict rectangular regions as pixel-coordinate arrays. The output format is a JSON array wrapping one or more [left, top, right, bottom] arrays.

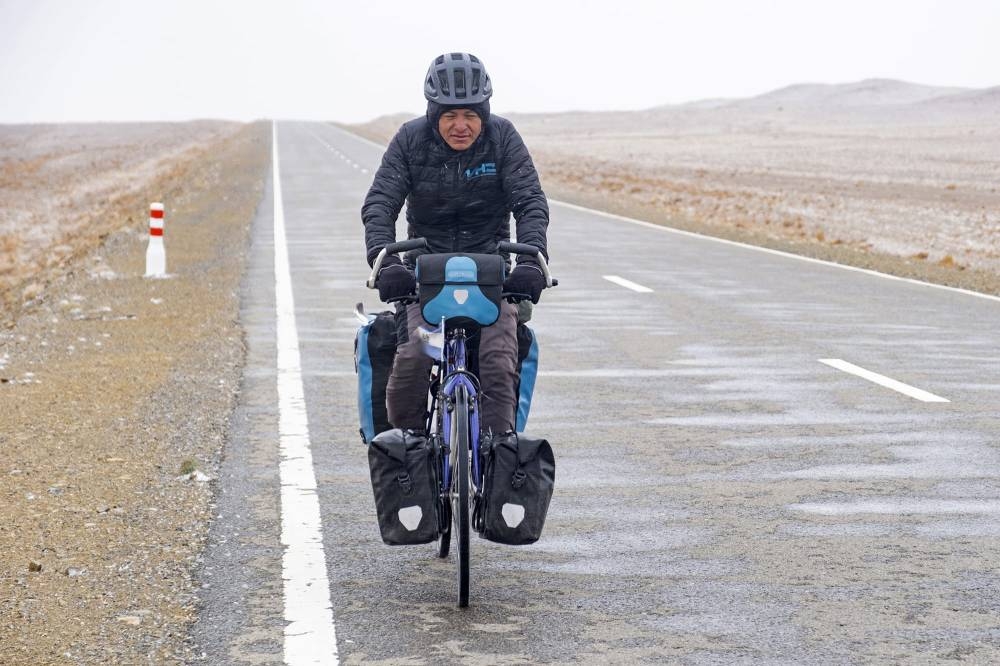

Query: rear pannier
[[478, 433, 555, 545], [367, 429, 441, 545], [416, 253, 505, 327], [354, 309, 396, 444]]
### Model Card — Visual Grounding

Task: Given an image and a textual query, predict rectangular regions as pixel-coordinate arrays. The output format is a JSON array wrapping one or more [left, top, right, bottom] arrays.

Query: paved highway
[[191, 121, 1000, 665]]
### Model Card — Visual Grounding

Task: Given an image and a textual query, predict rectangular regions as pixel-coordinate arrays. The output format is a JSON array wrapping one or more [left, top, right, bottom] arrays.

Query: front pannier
[[416, 253, 505, 327], [367, 429, 440, 545], [479, 433, 555, 545]]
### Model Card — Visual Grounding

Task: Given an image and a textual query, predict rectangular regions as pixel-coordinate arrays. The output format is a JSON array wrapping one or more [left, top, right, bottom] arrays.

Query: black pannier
[[367, 429, 440, 545], [416, 253, 505, 327], [355, 309, 396, 444], [478, 433, 555, 545]]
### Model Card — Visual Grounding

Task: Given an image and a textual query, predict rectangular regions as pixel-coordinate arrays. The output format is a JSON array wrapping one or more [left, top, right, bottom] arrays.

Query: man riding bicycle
[[362, 52, 550, 436]]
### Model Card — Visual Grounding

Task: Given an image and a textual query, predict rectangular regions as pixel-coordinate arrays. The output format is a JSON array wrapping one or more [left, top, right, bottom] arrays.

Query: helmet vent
[[471, 69, 481, 95], [435, 55, 445, 65], [453, 69, 466, 98], [469, 55, 480, 64], [450, 52, 464, 60], [437, 69, 450, 95]]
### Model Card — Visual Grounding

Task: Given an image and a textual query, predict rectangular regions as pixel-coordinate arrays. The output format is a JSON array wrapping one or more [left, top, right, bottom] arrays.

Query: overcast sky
[[2, 0, 998, 124]]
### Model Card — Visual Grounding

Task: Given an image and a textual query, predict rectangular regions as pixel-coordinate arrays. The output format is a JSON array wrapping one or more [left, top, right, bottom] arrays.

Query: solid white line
[[331, 124, 1000, 305], [819, 358, 950, 403], [603, 275, 654, 293], [789, 499, 1000, 515], [273, 122, 340, 665]]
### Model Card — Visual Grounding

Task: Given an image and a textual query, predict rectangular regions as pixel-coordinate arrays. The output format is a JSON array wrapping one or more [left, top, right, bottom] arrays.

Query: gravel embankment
[[0, 122, 269, 664]]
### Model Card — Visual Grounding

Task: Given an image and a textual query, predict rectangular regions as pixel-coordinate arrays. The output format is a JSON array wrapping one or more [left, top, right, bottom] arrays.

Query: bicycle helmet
[[424, 52, 493, 104]]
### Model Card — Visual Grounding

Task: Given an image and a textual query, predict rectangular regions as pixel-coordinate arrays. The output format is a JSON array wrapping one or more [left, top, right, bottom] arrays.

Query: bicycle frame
[[430, 327, 483, 499]]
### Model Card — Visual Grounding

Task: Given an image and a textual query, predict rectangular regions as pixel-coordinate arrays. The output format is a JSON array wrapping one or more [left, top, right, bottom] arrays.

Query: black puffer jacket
[[362, 115, 549, 268]]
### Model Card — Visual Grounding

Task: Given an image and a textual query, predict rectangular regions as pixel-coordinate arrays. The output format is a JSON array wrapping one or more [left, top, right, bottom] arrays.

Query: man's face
[[438, 109, 482, 151]]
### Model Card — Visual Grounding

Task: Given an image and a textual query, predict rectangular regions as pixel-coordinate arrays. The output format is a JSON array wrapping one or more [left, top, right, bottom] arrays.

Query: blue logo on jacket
[[464, 162, 497, 180]]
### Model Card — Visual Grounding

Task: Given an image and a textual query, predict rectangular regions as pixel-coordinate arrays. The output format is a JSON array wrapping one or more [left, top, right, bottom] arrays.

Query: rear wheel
[[451, 386, 471, 607]]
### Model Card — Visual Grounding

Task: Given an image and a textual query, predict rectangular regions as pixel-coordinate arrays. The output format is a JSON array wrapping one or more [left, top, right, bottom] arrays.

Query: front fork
[[439, 382, 483, 505]]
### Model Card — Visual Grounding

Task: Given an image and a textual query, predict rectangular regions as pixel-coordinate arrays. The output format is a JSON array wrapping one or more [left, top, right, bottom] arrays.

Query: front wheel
[[451, 385, 471, 607]]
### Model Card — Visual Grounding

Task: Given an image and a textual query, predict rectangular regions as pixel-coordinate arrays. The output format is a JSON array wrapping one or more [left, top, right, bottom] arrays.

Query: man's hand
[[503, 264, 546, 304], [376, 255, 416, 302]]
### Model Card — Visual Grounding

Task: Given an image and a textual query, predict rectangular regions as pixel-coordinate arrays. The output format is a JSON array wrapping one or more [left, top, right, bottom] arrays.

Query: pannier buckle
[[511, 468, 526, 489], [397, 472, 413, 495]]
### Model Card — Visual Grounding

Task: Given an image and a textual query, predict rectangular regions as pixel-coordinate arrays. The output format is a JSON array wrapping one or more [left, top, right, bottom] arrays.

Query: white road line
[[819, 358, 950, 403], [331, 124, 1000, 305], [603, 275, 654, 293], [272, 122, 340, 665], [789, 499, 1000, 515]]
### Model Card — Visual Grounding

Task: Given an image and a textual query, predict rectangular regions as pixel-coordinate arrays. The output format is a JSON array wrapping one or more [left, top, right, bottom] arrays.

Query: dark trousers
[[387, 301, 519, 433]]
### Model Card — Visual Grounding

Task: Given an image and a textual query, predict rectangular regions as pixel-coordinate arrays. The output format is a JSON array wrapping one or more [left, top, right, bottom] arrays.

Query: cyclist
[[362, 52, 550, 436]]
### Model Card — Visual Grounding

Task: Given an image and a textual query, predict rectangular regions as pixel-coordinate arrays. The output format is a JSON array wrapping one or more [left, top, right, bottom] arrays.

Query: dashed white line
[[272, 122, 340, 665], [819, 358, 950, 403], [603, 275, 654, 293]]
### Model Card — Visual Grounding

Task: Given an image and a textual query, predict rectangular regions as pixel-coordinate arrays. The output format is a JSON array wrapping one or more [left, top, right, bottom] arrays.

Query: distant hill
[[352, 79, 999, 135], [728, 79, 966, 110]]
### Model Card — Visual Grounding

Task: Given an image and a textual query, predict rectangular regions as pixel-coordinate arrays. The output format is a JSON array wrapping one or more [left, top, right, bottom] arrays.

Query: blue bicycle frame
[[433, 328, 482, 498]]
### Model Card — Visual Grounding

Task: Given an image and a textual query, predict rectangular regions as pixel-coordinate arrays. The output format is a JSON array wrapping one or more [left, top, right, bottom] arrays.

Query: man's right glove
[[376, 255, 417, 302], [503, 264, 546, 304]]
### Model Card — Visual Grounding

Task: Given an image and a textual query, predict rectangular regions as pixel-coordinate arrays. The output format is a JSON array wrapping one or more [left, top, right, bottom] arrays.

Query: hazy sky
[[2, 0, 998, 124]]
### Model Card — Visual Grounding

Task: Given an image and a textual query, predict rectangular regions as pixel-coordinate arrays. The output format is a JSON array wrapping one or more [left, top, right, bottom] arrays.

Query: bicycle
[[365, 238, 556, 607]]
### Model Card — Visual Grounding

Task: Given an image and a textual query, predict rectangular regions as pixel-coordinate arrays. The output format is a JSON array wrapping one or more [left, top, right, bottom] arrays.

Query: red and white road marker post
[[145, 202, 166, 277]]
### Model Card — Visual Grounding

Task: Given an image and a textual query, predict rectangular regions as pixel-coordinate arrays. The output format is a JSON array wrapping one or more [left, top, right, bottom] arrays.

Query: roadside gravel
[[0, 122, 268, 665]]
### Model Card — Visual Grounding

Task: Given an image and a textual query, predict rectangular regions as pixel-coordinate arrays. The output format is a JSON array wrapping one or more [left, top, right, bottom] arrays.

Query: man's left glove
[[503, 264, 546, 304], [376, 255, 417, 302]]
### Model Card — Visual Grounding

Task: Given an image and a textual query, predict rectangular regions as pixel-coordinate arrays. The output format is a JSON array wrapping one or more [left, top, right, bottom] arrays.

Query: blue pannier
[[516, 323, 539, 432], [354, 309, 396, 444]]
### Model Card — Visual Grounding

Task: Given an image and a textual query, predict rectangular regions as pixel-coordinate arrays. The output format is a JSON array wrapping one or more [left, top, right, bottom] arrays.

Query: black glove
[[503, 264, 546, 304], [376, 256, 416, 302]]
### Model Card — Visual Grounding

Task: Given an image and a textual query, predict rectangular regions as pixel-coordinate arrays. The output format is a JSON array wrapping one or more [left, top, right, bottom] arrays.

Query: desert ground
[[351, 79, 1000, 295], [0, 121, 269, 664], [0, 121, 244, 325]]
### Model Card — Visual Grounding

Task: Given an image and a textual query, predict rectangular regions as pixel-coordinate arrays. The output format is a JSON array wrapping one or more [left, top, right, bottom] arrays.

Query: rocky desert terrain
[[351, 79, 1000, 295], [0, 121, 269, 664], [0, 121, 244, 325]]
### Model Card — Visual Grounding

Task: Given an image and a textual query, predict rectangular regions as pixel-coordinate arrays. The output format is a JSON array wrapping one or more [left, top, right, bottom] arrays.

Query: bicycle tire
[[451, 385, 471, 607]]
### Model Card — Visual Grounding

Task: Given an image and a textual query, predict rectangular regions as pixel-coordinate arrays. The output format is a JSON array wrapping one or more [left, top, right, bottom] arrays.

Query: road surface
[[191, 121, 1000, 665]]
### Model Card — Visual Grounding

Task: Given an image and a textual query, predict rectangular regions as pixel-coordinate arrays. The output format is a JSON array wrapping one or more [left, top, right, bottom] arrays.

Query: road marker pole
[[145, 203, 166, 277]]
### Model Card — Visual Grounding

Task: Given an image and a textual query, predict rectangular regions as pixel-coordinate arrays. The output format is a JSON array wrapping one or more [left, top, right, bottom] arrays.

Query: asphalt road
[[192, 120, 1000, 665]]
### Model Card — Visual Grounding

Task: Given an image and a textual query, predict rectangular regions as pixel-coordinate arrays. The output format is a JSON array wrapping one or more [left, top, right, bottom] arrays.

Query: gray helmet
[[423, 52, 493, 104]]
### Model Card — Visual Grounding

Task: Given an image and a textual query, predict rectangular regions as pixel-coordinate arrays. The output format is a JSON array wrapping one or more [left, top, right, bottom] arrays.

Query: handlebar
[[366, 238, 429, 288], [498, 242, 557, 288], [365, 237, 558, 295]]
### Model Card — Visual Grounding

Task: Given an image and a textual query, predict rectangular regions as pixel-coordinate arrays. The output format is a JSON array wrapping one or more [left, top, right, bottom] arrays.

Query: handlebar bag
[[416, 253, 504, 327], [367, 428, 441, 545], [479, 432, 555, 545]]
